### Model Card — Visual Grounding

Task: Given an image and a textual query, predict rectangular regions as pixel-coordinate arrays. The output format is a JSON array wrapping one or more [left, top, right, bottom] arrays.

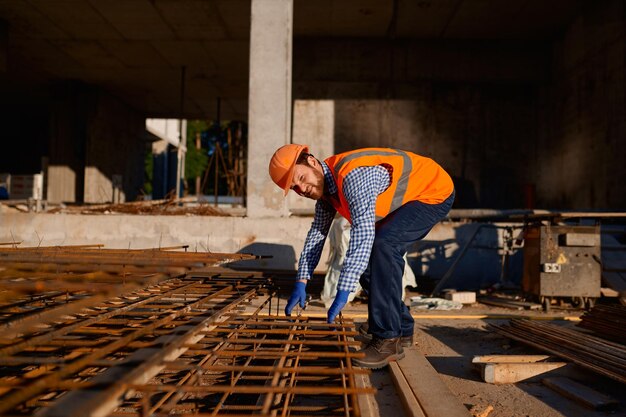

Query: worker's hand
[[327, 290, 350, 323], [285, 281, 307, 316]]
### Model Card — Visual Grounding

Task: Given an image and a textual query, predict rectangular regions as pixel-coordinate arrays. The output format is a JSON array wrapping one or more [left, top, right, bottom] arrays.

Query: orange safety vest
[[324, 148, 454, 223]]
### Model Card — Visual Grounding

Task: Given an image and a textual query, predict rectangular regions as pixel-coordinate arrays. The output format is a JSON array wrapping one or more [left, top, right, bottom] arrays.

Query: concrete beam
[[246, 0, 293, 218]]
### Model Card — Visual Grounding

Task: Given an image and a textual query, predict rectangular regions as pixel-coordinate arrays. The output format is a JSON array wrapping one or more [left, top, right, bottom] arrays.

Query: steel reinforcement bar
[[106, 313, 372, 417], [0, 245, 373, 417], [0, 274, 271, 416]]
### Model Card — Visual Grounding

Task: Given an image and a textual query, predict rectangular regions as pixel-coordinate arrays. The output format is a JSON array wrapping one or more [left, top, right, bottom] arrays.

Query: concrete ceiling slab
[[29, 0, 122, 40], [100, 40, 170, 68], [295, 0, 393, 37], [153, 0, 227, 40], [55, 40, 124, 69], [89, 0, 175, 40], [0, 0, 70, 39], [214, 0, 251, 40], [0, 0, 581, 120]]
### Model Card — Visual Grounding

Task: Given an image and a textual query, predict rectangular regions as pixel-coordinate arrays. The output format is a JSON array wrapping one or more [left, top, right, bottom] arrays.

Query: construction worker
[[269, 145, 454, 368]]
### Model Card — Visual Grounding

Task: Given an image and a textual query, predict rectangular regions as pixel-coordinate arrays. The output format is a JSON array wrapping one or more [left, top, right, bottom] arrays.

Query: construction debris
[[46, 196, 229, 216], [469, 404, 494, 417], [444, 291, 476, 304], [491, 320, 626, 384], [410, 296, 463, 310]]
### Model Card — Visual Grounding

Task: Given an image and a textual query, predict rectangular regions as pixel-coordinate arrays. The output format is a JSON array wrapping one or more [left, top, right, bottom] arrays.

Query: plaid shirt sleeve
[[337, 166, 390, 292], [296, 199, 336, 281]]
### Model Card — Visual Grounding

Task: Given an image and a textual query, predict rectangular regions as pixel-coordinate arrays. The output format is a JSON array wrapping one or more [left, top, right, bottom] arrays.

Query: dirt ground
[[299, 295, 626, 417]]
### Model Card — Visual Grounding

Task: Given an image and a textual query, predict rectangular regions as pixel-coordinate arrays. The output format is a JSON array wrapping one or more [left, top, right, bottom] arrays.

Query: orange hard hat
[[269, 144, 309, 195]]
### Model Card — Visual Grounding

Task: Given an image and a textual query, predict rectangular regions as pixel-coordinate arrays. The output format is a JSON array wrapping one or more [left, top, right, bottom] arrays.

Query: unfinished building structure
[[0, 0, 623, 211], [0, 2, 625, 416]]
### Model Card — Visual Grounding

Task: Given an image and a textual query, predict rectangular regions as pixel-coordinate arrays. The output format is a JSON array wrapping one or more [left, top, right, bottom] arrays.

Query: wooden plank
[[472, 355, 551, 363], [395, 349, 470, 417], [542, 377, 619, 411], [354, 373, 380, 417], [479, 362, 568, 384], [389, 362, 426, 417], [600, 287, 620, 297], [478, 296, 541, 310]]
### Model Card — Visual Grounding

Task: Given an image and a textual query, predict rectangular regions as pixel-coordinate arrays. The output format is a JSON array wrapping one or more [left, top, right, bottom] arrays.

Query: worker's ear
[[307, 155, 318, 167]]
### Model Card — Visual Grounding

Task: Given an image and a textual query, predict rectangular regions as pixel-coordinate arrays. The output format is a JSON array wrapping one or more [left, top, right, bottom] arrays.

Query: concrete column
[[288, 100, 335, 213], [247, 0, 293, 218]]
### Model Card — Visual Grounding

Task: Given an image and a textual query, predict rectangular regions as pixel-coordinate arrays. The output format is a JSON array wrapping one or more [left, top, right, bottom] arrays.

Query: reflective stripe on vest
[[332, 149, 412, 219]]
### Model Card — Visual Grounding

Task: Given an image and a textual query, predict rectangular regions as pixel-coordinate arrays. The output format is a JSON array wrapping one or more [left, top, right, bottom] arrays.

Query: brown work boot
[[353, 336, 405, 369], [358, 323, 414, 348], [400, 333, 414, 348]]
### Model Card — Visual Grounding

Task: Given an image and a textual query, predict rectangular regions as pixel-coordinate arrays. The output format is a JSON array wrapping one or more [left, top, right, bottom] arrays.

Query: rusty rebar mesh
[[0, 246, 272, 415], [111, 315, 372, 417], [0, 274, 271, 416], [0, 246, 261, 340], [0, 246, 373, 417]]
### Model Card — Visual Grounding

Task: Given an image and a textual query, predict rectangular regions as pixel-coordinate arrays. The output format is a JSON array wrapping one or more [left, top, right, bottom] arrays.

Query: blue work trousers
[[360, 191, 455, 339]]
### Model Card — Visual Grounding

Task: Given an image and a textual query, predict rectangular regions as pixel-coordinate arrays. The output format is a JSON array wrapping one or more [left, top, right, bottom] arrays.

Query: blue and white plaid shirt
[[296, 161, 390, 292]]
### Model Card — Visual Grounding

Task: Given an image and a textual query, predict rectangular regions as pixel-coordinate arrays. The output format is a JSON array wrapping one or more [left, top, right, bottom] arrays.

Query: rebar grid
[[0, 275, 269, 416], [109, 313, 373, 417], [0, 246, 260, 338], [0, 246, 374, 417]]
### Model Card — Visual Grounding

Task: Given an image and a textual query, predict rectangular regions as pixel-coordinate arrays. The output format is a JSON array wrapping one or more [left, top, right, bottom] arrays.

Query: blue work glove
[[285, 281, 307, 316], [327, 290, 350, 323]]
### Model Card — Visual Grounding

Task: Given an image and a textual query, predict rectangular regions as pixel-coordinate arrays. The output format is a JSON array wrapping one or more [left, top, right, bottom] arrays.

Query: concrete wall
[[84, 92, 145, 203], [293, 38, 545, 209], [292, 10, 626, 211], [0, 212, 326, 272], [536, 0, 625, 209], [0, 82, 146, 204], [0, 212, 523, 291], [47, 83, 89, 203]]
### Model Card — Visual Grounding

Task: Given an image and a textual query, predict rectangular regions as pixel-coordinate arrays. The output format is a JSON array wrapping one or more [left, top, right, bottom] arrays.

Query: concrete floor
[[292, 293, 626, 417]]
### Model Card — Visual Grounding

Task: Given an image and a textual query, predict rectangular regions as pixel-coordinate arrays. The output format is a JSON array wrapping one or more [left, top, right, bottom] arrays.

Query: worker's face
[[291, 157, 324, 200]]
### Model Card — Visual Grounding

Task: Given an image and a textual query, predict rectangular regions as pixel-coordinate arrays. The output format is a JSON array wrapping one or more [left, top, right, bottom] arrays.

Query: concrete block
[[445, 291, 476, 304]]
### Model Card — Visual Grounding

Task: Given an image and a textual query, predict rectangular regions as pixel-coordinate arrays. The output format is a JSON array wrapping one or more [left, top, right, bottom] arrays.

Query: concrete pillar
[[288, 100, 335, 213], [247, 0, 293, 218], [47, 85, 88, 204]]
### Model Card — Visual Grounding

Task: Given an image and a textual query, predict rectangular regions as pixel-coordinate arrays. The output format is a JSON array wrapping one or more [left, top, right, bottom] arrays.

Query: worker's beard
[[303, 167, 325, 200]]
